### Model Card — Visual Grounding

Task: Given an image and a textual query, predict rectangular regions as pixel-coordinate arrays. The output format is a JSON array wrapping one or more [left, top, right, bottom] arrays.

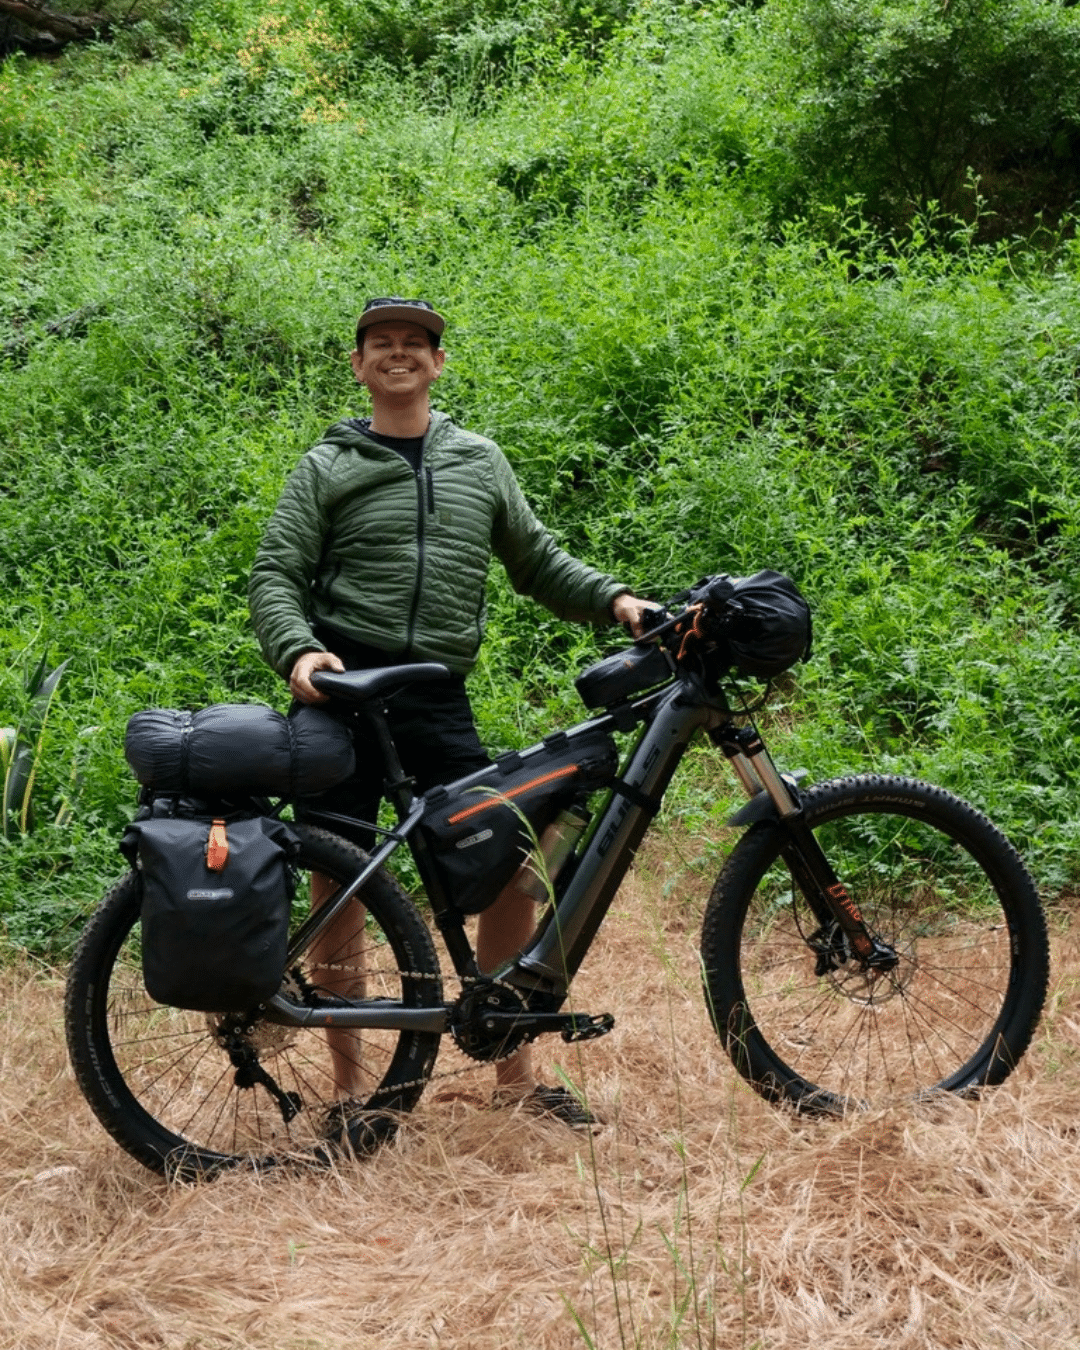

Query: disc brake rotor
[[823, 935, 917, 1006]]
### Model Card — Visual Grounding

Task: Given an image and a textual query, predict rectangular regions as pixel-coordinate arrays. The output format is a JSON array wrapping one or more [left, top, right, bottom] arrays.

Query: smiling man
[[249, 297, 651, 1126]]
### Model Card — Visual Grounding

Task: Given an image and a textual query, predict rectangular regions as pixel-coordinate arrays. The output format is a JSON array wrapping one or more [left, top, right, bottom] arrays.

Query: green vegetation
[[2, 0, 1079, 950]]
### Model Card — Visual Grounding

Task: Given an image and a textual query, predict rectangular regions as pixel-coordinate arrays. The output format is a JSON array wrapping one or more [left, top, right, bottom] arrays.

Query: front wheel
[[701, 776, 1049, 1113], [65, 824, 443, 1177]]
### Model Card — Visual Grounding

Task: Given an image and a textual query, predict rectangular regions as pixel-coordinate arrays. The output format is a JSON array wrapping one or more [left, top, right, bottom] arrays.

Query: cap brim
[[357, 305, 445, 338]]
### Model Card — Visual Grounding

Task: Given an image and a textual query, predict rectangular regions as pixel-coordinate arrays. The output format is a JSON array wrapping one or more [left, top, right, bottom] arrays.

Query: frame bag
[[126, 814, 299, 1011], [420, 728, 618, 914]]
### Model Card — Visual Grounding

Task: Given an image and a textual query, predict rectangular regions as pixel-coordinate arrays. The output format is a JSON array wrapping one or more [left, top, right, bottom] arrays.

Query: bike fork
[[716, 723, 899, 974]]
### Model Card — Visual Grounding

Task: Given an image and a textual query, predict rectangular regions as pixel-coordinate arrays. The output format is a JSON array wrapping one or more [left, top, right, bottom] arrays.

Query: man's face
[[350, 320, 445, 405]]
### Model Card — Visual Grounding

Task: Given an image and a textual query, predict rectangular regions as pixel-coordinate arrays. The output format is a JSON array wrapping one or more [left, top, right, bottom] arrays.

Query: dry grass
[[2, 844, 1078, 1350]]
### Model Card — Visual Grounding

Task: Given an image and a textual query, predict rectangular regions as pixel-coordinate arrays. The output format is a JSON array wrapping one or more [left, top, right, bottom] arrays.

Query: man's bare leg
[[476, 883, 537, 1092], [309, 871, 367, 1098]]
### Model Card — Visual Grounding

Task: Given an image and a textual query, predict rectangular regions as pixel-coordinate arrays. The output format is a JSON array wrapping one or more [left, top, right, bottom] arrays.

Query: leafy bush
[[770, 0, 1080, 232], [3, 0, 1080, 952], [318, 0, 633, 92]]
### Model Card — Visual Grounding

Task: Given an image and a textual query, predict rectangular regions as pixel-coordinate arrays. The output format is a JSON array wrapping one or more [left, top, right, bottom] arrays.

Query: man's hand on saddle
[[290, 650, 346, 704]]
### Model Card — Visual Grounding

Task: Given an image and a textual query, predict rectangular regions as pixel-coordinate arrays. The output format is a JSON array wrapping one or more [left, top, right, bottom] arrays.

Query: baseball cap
[[356, 297, 446, 340]]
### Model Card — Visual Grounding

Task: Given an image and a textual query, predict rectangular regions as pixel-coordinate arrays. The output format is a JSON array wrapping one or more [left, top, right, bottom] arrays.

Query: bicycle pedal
[[560, 1012, 614, 1043]]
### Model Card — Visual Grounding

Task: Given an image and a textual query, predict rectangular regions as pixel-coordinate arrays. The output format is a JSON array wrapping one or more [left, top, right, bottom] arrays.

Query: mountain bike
[[65, 573, 1050, 1177]]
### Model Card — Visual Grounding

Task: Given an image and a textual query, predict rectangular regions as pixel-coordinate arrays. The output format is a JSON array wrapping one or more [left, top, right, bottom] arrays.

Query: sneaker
[[497, 1083, 601, 1129], [321, 1101, 398, 1156]]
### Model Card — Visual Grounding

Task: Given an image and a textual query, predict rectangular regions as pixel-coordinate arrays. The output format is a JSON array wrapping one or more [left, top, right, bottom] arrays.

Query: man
[[249, 297, 652, 1126]]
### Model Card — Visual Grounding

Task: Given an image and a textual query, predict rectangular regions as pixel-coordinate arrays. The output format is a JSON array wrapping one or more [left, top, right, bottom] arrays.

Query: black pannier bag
[[420, 728, 619, 914], [126, 814, 299, 1011], [125, 703, 355, 798]]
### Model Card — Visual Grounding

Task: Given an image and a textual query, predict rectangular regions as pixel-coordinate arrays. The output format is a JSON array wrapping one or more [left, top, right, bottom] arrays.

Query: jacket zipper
[[323, 557, 342, 615], [405, 456, 435, 654]]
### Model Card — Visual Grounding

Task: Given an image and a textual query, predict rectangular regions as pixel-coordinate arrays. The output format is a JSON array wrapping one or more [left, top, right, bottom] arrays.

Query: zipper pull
[[425, 466, 435, 514]]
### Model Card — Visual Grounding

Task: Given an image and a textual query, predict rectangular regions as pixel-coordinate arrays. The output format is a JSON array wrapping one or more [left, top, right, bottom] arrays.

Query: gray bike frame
[[265, 674, 786, 1034]]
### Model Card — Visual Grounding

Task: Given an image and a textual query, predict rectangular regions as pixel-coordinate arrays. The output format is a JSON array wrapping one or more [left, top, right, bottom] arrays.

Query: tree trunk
[[0, 1, 111, 46]]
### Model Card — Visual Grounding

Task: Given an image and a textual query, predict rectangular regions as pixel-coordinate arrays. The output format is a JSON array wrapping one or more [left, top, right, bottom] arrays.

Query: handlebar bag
[[419, 727, 618, 914], [128, 814, 298, 1011], [723, 570, 813, 678], [125, 703, 355, 798], [684, 570, 812, 679]]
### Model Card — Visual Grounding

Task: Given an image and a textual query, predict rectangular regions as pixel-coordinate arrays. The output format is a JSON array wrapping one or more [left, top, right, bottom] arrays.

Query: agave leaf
[[2, 658, 71, 836], [3, 742, 33, 838], [25, 653, 49, 700], [0, 729, 15, 838], [29, 657, 71, 721]]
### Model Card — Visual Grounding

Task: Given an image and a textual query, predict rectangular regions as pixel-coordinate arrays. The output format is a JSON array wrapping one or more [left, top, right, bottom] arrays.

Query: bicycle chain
[[301, 965, 531, 1094]]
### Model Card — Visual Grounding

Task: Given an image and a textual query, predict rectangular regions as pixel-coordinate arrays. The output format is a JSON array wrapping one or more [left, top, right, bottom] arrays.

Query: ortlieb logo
[[185, 888, 235, 901], [455, 828, 493, 851]]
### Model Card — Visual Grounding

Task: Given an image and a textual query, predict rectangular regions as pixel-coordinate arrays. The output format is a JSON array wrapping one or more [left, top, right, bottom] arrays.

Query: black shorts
[[299, 625, 491, 834]]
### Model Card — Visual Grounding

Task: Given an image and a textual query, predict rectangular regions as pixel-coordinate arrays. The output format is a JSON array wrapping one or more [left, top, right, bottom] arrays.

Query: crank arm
[[459, 1009, 615, 1042], [263, 993, 449, 1033]]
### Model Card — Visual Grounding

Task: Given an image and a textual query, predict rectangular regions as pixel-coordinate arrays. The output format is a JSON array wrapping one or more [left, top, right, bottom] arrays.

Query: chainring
[[450, 979, 531, 1063]]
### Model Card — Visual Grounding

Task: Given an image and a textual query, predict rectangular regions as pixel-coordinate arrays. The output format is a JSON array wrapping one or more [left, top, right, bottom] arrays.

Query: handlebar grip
[[622, 605, 669, 639]]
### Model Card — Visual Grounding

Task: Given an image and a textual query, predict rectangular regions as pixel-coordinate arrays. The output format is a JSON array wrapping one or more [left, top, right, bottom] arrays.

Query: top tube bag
[[419, 727, 618, 913]]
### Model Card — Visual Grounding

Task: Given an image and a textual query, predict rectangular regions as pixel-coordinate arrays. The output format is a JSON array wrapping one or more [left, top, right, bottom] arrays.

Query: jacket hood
[[318, 409, 454, 450]]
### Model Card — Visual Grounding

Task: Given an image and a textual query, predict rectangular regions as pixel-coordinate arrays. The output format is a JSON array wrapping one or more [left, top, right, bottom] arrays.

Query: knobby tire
[[701, 776, 1049, 1113], [65, 825, 443, 1177]]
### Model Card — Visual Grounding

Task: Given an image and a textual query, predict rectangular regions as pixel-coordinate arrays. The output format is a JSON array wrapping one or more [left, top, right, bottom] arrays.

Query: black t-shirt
[[346, 417, 424, 473]]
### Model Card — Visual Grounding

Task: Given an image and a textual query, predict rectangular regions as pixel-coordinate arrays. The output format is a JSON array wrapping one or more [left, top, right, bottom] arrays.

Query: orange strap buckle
[[206, 819, 230, 872]]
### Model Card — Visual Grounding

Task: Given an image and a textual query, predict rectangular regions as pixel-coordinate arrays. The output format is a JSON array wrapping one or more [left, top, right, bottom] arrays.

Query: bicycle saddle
[[310, 664, 451, 704]]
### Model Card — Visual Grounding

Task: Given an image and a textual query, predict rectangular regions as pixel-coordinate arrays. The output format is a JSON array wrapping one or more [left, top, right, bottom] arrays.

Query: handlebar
[[631, 574, 742, 649]]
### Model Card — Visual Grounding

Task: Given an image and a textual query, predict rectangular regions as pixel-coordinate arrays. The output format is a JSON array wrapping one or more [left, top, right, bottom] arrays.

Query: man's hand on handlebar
[[612, 592, 663, 639], [292, 599, 662, 699], [290, 649, 345, 704]]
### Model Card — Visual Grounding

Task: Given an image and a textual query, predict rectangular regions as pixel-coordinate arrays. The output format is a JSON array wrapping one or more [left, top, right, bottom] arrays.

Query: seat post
[[364, 703, 416, 818]]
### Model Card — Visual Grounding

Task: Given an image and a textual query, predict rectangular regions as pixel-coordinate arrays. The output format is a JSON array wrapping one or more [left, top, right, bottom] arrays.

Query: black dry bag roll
[[420, 728, 618, 913], [125, 703, 355, 798], [723, 570, 812, 678], [130, 815, 298, 1011]]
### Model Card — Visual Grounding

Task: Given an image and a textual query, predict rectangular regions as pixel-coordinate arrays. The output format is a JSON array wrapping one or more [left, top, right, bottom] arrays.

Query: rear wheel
[[65, 825, 442, 1177], [701, 776, 1048, 1113]]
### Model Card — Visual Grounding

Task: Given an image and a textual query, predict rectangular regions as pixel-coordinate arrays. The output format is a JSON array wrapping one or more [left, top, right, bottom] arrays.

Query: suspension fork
[[714, 722, 898, 970]]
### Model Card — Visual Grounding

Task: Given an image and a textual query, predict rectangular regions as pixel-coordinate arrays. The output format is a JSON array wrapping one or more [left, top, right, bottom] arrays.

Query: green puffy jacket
[[249, 411, 626, 678]]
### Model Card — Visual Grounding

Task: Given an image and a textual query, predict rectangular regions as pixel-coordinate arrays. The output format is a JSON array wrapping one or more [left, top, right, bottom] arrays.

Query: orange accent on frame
[[447, 765, 579, 826]]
